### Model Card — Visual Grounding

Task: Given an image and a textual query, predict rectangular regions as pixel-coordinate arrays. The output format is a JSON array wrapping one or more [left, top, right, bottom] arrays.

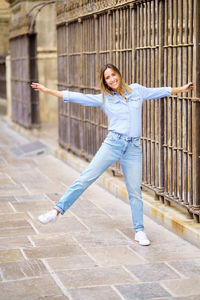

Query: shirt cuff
[[62, 90, 70, 102], [167, 87, 172, 96]]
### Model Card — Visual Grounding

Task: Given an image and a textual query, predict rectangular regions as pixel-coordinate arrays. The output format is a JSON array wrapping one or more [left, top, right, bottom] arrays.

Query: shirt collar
[[112, 90, 129, 96]]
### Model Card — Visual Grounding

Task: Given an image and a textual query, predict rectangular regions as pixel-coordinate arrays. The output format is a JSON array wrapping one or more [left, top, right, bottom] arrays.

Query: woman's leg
[[38, 134, 123, 224], [120, 141, 144, 232], [54, 137, 123, 215], [120, 140, 150, 245]]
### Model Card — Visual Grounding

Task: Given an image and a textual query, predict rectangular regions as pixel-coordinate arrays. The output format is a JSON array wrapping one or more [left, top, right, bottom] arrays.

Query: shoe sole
[[38, 216, 48, 224], [38, 216, 57, 224], [135, 239, 151, 246]]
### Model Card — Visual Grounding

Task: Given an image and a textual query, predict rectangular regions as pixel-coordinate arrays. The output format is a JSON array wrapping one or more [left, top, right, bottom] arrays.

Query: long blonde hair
[[99, 63, 132, 104]]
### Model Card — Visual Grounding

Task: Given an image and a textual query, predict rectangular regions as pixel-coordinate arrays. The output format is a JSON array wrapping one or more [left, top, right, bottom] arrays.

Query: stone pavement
[[1, 117, 200, 300]]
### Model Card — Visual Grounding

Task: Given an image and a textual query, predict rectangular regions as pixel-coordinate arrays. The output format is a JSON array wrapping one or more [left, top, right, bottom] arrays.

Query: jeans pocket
[[105, 132, 118, 142]]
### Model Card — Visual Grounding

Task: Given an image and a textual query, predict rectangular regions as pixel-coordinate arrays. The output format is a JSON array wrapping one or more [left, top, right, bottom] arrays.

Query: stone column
[[35, 3, 58, 123]]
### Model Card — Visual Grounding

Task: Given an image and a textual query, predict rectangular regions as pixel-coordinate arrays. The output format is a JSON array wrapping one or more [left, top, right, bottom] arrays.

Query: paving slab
[[0, 276, 65, 300], [0, 224, 36, 237], [0, 202, 15, 213], [32, 215, 88, 234], [56, 266, 137, 289], [15, 194, 49, 202], [11, 199, 55, 214], [168, 259, 200, 278], [23, 244, 85, 260], [0, 196, 16, 202], [0, 249, 25, 263], [85, 246, 146, 267], [11, 140, 47, 157], [69, 198, 109, 218], [79, 215, 132, 231], [72, 230, 133, 248], [44, 255, 97, 271], [129, 240, 200, 263], [29, 232, 77, 247], [125, 262, 181, 281], [0, 236, 32, 250], [0, 212, 28, 221], [161, 278, 200, 297], [68, 286, 121, 300], [0, 259, 48, 280], [115, 282, 171, 300]]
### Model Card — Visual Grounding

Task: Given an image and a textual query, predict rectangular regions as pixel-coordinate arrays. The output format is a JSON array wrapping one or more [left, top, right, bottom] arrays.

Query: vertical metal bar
[[163, 0, 167, 193], [187, 0, 193, 206], [154, 0, 158, 187], [150, 0, 154, 186], [157, 0, 165, 192], [29, 34, 40, 126], [192, 0, 200, 218]]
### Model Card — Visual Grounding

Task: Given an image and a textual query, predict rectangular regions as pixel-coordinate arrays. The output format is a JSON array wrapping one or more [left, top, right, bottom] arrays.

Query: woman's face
[[104, 68, 120, 91]]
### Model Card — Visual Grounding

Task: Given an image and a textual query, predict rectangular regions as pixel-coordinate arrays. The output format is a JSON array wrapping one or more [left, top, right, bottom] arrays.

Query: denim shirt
[[63, 83, 171, 138]]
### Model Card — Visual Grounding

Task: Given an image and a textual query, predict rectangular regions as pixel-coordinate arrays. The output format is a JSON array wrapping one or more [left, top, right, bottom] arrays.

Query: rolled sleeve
[[63, 90, 103, 107], [62, 90, 70, 102]]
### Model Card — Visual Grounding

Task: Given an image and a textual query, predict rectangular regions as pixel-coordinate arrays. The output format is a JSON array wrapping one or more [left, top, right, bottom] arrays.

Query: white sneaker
[[135, 231, 150, 246], [38, 209, 58, 224]]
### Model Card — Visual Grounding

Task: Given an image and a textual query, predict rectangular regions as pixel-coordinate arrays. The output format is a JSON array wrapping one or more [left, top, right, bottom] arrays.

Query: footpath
[[1, 116, 200, 300]]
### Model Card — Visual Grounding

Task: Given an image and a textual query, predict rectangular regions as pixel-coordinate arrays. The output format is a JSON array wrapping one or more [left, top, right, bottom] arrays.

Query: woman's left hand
[[182, 82, 194, 92]]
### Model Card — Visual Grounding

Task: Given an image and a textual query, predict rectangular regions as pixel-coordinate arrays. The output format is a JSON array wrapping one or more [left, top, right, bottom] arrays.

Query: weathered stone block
[[68, 286, 121, 300], [0, 236, 32, 250], [56, 266, 136, 289], [72, 230, 134, 248], [30, 232, 77, 247], [168, 259, 200, 278], [125, 262, 180, 282], [23, 244, 85, 259], [44, 255, 97, 271], [0, 259, 48, 280], [0, 276, 64, 300], [115, 282, 171, 300], [0, 249, 25, 263], [162, 278, 200, 297], [85, 246, 146, 267]]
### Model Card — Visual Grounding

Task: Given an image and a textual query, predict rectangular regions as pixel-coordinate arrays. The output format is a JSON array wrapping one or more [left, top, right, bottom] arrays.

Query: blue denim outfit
[[55, 84, 171, 232]]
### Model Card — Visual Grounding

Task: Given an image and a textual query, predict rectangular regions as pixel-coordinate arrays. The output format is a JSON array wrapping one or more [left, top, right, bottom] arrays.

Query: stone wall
[[0, 0, 9, 112], [0, 1, 10, 55]]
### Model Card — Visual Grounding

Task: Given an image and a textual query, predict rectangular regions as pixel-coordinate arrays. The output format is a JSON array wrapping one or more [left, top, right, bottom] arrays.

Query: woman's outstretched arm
[[31, 82, 63, 98], [31, 82, 103, 107], [171, 82, 194, 95], [136, 82, 194, 101]]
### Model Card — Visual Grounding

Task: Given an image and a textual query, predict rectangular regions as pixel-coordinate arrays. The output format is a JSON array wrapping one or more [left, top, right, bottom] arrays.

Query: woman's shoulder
[[129, 83, 143, 89], [128, 83, 145, 95]]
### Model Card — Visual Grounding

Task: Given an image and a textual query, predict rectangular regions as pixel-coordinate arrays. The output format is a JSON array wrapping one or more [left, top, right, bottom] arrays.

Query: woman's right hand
[[31, 82, 48, 93], [31, 82, 63, 98]]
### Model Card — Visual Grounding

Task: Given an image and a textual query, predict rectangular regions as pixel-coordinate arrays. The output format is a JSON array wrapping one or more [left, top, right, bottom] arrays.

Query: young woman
[[31, 63, 193, 246]]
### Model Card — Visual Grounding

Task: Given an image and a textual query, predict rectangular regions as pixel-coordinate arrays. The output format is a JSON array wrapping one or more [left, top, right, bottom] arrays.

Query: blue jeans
[[55, 131, 144, 232]]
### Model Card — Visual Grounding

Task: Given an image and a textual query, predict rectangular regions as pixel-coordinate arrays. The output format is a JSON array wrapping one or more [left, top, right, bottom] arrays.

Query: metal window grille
[[57, 0, 200, 221], [0, 55, 6, 99], [10, 34, 40, 128]]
